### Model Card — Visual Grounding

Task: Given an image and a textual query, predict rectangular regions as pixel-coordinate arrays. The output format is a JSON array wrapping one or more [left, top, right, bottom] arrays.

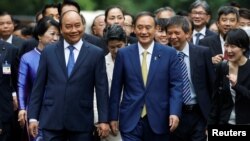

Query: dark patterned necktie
[[178, 52, 191, 104]]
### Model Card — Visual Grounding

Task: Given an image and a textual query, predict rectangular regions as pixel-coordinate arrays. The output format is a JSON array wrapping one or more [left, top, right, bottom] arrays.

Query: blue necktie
[[178, 52, 191, 104], [195, 33, 202, 45], [67, 45, 75, 77]]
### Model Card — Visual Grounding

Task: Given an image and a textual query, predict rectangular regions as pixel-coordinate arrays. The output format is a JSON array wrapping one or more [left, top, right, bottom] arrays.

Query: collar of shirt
[[63, 39, 83, 51], [34, 47, 41, 55], [3, 34, 13, 44], [193, 27, 206, 38], [138, 41, 154, 55], [178, 41, 190, 57], [219, 34, 225, 54]]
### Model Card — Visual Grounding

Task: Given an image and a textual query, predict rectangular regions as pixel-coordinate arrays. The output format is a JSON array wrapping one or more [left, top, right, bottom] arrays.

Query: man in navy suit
[[199, 6, 239, 65], [0, 11, 25, 48], [166, 15, 215, 141], [28, 10, 110, 141], [109, 11, 183, 141], [0, 11, 24, 141], [0, 40, 18, 141], [189, 0, 216, 45]]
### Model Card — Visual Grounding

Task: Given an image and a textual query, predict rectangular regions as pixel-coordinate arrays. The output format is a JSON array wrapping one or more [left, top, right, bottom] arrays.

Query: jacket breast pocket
[[43, 99, 54, 106], [80, 100, 92, 109]]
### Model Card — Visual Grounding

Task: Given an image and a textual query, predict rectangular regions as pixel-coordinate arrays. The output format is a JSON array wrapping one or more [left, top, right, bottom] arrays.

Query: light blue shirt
[[178, 42, 197, 105]]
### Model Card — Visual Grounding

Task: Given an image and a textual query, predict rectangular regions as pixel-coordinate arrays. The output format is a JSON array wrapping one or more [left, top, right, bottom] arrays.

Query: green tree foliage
[[0, 0, 249, 17], [76, 0, 96, 10]]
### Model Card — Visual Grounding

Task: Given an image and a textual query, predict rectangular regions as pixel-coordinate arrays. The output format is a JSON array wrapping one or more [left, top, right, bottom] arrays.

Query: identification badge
[[2, 61, 11, 74]]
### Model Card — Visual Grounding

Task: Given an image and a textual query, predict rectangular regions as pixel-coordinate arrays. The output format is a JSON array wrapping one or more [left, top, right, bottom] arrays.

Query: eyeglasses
[[125, 24, 132, 27], [191, 12, 207, 16]]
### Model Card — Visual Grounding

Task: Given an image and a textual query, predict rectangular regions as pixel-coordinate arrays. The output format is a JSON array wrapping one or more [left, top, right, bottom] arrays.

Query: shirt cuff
[[12, 92, 17, 96], [29, 119, 38, 123]]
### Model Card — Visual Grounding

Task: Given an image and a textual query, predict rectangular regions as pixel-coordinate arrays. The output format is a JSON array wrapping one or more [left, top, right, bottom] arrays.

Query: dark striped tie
[[195, 33, 202, 45], [178, 52, 191, 104]]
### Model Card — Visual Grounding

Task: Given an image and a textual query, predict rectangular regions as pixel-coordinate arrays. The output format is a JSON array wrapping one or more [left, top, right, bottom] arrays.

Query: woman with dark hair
[[17, 16, 60, 141], [94, 24, 125, 141], [154, 18, 169, 45], [209, 28, 250, 125], [104, 5, 137, 46]]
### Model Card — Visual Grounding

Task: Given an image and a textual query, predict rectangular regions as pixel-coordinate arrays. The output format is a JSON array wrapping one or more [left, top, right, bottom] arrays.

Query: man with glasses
[[189, 0, 216, 45]]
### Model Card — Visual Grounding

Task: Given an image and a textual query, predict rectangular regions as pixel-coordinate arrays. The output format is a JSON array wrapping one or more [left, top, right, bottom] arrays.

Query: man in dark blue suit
[[58, 0, 108, 54], [0, 11, 25, 141], [189, 0, 216, 45], [199, 6, 239, 65], [109, 12, 183, 141], [0, 40, 19, 141], [28, 10, 110, 141], [166, 15, 215, 141]]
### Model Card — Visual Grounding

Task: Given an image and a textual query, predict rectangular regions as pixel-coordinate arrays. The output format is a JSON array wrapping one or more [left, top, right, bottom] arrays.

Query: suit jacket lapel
[[55, 40, 68, 77], [189, 43, 196, 83], [146, 44, 160, 88], [214, 35, 222, 54], [70, 41, 89, 76], [129, 44, 144, 87]]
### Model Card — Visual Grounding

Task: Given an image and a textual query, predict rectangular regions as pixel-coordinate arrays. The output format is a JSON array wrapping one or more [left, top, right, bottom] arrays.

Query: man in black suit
[[166, 15, 215, 141], [0, 11, 25, 48], [28, 10, 110, 141], [0, 40, 19, 141], [199, 6, 239, 65], [0, 11, 24, 141], [189, 0, 216, 45]]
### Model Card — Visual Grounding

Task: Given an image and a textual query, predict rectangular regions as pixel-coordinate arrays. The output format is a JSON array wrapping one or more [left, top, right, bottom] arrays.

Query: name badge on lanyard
[[2, 61, 11, 74]]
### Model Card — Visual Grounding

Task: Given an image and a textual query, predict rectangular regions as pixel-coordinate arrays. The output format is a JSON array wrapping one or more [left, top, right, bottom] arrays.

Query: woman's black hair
[[104, 24, 126, 43], [225, 28, 250, 55], [33, 16, 59, 40]]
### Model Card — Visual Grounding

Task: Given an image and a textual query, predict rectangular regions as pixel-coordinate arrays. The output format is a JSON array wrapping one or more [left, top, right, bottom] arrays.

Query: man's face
[[238, 17, 250, 27], [167, 25, 189, 51], [217, 13, 238, 36], [190, 6, 210, 29], [61, 11, 84, 44], [0, 15, 14, 39], [45, 7, 60, 21], [134, 15, 156, 48], [124, 15, 133, 36]]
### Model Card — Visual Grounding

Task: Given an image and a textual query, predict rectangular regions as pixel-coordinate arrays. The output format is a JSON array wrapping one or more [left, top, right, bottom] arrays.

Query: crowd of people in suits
[[0, 0, 250, 141]]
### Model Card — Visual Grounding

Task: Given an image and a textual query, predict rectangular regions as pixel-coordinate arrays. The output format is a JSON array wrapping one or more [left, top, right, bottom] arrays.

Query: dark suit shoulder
[[84, 33, 108, 54], [0, 40, 18, 50], [18, 37, 38, 58], [205, 29, 217, 37], [190, 43, 211, 53], [155, 42, 177, 53], [199, 34, 219, 45], [41, 41, 58, 55], [191, 43, 209, 50], [127, 36, 137, 44], [12, 35, 25, 47], [84, 40, 103, 52]]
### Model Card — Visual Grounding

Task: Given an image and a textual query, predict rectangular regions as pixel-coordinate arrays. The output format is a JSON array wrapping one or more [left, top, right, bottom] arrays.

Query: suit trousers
[[0, 122, 11, 141], [121, 116, 169, 141], [42, 129, 93, 141], [171, 105, 207, 141]]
